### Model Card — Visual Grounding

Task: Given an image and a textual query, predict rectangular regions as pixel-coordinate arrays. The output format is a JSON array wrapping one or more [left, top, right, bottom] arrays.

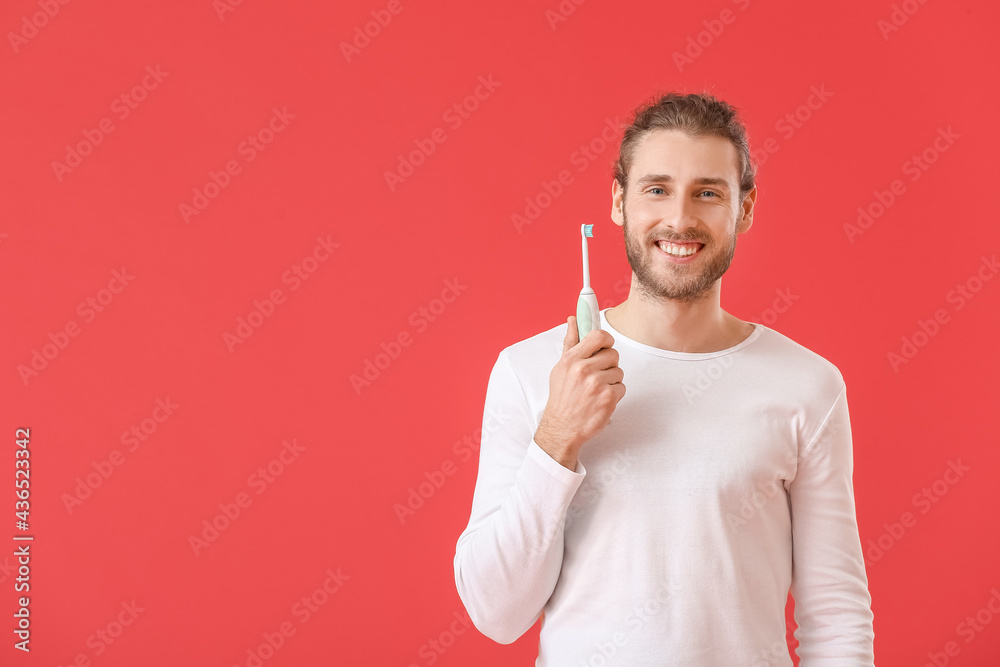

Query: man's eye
[[699, 191, 719, 198], [649, 187, 665, 195]]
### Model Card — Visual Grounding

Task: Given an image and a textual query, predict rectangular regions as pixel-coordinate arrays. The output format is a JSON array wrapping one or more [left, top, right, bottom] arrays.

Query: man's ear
[[737, 186, 756, 234], [611, 179, 625, 227]]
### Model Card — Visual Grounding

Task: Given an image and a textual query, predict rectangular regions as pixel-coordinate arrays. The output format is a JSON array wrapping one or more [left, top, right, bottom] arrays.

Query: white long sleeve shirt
[[454, 308, 875, 666]]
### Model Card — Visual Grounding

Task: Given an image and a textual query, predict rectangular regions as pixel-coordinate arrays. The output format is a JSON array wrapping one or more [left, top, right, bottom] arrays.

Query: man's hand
[[534, 315, 626, 471]]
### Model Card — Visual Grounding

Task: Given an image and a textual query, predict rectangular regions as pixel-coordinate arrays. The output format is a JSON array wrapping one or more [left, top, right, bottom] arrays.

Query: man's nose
[[663, 196, 700, 235]]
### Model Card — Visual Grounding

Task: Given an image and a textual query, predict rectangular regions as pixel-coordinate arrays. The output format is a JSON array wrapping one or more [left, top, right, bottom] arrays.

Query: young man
[[453, 92, 875, 665]]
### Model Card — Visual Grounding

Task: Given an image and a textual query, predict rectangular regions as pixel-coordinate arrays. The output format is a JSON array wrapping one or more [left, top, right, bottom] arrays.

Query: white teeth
[[657, 241, 699, 257]]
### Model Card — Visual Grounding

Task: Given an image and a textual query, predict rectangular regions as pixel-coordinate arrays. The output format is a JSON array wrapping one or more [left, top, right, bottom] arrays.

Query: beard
[[622, 205, 738, 304]]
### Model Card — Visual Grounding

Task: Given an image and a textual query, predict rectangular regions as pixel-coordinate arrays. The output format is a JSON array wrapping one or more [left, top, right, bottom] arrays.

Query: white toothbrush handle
[[576, 290, 601, 339]]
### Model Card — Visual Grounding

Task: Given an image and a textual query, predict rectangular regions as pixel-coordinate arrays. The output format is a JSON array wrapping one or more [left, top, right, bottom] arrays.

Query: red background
[[2, 0, 999, 664]]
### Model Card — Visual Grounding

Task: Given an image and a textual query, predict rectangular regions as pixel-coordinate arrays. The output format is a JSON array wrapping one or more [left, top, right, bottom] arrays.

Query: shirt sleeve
[[788, 384, 876, 665], [453, 349, 586, 645]]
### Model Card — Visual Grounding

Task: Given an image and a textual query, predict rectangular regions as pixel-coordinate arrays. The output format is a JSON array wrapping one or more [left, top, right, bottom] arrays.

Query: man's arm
[[788, 384, 876, 665], [453, 349, 586, 644]]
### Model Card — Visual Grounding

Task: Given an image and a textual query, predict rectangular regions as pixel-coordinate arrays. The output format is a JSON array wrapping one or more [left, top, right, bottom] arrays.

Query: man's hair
[[612, 91, 757, 202]]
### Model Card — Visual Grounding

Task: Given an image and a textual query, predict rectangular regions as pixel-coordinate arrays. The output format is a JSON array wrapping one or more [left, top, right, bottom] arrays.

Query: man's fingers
[[576, 329, 615, 360], [566, 317, 617, 366]]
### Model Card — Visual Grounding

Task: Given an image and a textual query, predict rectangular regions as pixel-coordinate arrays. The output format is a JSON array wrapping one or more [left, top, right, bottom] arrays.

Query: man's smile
[[655, 239, 704, 262]]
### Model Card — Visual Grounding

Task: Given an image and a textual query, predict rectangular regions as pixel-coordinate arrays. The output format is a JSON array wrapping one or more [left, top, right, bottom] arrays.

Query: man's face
[[610, 129, 755, 304]]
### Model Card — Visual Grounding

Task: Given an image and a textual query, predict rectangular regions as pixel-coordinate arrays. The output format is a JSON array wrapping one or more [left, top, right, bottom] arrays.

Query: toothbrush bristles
[[583, 224, 594, 237]]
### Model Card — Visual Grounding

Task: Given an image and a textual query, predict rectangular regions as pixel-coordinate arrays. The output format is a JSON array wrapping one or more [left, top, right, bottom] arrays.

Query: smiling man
[[454, 92, 875, 665]]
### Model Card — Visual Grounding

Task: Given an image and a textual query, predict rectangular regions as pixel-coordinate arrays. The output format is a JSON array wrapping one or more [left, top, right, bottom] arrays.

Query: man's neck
[[605, 286, 753, 354]]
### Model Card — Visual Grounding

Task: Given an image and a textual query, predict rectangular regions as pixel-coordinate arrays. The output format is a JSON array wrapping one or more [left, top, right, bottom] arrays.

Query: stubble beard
[[621, 202, 739, 305]]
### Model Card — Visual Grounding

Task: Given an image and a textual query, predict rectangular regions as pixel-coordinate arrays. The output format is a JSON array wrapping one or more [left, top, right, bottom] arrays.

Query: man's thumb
[[564, 316, 579, 351]]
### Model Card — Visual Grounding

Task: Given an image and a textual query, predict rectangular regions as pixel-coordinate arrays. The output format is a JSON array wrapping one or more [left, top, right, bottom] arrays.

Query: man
[[453, 92, 875, 665]]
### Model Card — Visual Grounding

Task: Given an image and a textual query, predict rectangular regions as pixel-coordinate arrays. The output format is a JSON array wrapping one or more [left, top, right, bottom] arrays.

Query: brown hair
[[612, 91, 756, 201]]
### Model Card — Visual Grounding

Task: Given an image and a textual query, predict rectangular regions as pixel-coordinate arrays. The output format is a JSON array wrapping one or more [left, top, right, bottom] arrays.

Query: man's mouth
[[656, 240, 704, 258]]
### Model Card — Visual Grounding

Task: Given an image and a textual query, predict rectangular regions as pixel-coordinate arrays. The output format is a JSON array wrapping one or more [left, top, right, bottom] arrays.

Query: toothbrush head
[[581, 224, 594, 238]]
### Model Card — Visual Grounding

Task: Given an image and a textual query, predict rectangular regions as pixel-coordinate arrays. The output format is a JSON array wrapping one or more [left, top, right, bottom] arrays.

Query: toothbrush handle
[[576, 291, 601, 339]]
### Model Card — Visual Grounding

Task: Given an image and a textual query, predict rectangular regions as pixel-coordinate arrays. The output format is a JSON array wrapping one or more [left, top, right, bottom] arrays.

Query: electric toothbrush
[[576, 224, 600, 340]]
